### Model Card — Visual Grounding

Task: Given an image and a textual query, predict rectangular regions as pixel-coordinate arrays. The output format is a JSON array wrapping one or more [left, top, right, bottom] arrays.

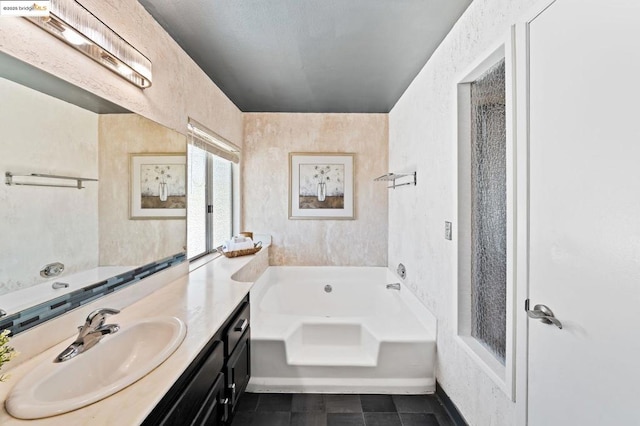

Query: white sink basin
[[5, 316, 186, 419]]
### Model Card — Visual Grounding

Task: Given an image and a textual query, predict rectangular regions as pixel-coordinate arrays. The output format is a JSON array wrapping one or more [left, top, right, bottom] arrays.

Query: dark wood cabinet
[[226, 328, 250, 411], [193, 372, 226, 425], [143, 296, 250, 426], [223, 301, 251, 414]]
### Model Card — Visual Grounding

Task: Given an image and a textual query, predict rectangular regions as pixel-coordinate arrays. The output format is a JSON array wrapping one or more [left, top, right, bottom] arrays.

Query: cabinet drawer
[[225, 302, 249, 357]]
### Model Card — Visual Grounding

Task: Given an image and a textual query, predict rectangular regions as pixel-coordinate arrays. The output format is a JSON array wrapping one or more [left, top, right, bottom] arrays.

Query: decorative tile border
[[0, 253, 186, 335]]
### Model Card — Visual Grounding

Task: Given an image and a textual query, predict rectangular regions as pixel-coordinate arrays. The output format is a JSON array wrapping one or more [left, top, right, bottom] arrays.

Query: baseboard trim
[[436, 381, 468, 426]]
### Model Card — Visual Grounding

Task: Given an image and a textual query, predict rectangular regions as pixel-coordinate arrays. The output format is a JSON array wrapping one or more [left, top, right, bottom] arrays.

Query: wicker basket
[[221, 246, 262, 258]]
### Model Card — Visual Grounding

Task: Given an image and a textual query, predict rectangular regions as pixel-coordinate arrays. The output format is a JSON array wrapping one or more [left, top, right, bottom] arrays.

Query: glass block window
[[469, 59, 507, 363]]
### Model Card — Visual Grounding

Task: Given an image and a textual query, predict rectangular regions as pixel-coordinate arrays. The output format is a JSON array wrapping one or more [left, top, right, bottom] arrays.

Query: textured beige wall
[[0, 0, 242, 289], [98, 114, 186, 266], [0, 77, 99, 295], [243, 113, 388, 266], [0, 0, 243, 146]]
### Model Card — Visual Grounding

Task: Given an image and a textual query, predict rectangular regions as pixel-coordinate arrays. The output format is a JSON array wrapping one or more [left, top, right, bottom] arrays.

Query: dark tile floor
[[231, 393, 456, 426]]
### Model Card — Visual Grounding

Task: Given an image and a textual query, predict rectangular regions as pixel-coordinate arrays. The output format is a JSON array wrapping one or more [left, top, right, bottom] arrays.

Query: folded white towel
[[223, 237, 254, 252]]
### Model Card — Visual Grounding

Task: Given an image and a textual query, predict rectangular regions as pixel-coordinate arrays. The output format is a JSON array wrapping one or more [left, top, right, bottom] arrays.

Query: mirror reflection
[[0, 68, 186, 318]]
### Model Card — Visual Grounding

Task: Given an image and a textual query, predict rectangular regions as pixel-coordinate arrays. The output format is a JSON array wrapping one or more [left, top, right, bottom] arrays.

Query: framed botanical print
[[289, 152, 355, 220], [130, 153, 186, 219]]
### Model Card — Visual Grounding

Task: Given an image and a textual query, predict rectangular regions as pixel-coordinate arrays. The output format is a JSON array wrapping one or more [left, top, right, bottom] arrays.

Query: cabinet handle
[[229, 382, 236, 403], [221, 398, 230, 423], [234, 318, 248, 333]]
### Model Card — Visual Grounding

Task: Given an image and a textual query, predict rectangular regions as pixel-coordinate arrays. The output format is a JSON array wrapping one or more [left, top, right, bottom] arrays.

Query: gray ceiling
[[138, 0, 471, 113]]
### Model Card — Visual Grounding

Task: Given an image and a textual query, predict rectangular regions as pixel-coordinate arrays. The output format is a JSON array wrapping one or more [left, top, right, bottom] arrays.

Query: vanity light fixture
[[27, 0, 152, 89]]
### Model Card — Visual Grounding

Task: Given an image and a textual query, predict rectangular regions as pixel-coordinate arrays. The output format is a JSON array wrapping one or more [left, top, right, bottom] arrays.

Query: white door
[[527, 0, 640, 424]]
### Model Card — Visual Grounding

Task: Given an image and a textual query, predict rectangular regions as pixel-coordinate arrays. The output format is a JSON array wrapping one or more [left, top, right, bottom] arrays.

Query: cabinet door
[[226, 329, 250, 412], [161, 341, 224, 425], [194, 372, 226, 426]]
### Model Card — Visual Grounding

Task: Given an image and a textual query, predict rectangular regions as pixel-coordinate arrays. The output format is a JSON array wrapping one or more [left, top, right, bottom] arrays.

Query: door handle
[[526, 301, 563, 329]]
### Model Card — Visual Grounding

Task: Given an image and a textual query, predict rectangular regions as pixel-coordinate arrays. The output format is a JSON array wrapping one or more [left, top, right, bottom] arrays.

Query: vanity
[[143, 295, 251, 425], [0, 249, 267, 425]]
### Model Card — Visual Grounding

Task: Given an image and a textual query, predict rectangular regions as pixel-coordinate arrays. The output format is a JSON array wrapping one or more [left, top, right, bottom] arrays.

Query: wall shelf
[[5, 172, 98, 189], [374, 172, 417, 189]]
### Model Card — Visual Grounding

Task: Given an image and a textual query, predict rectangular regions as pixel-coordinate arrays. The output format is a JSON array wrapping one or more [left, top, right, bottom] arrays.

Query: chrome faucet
[[55, 308, 120, 362], [386, 283, 401, 290]]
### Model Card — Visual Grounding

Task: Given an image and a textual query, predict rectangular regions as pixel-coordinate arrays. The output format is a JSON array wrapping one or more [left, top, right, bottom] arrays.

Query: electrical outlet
[[445, 221, 452, 240]]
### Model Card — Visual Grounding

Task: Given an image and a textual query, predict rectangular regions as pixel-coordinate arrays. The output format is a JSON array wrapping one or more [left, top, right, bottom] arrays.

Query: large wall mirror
[[0, 52, 186, 334]]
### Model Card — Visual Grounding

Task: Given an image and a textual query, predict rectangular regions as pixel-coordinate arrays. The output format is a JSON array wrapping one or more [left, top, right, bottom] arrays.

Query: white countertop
[[0, 250, 267, 425]]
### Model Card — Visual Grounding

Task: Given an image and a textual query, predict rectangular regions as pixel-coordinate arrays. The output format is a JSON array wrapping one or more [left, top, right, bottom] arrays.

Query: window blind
[[187, 118, 240, 163]]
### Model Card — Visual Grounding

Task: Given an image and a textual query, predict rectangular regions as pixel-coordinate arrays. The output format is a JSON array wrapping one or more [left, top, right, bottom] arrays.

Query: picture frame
[[289, 152, 355, 220], [130, 153, 187, 219]]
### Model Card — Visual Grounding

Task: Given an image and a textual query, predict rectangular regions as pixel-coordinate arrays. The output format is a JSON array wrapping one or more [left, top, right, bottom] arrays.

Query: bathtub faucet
[[386, 283, 401, 290], [55, 308, 120, 362]]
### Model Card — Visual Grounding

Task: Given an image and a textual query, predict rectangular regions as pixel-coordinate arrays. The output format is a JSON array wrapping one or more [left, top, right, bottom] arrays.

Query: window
[[187, 119, 240, 260], [456, 45, 514, 397], [210, 155, 233, 249], [470, 58, 507, 362]]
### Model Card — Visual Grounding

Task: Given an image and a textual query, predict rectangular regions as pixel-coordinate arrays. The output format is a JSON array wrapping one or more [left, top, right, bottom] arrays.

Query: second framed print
[[289, 152, 355, 220]]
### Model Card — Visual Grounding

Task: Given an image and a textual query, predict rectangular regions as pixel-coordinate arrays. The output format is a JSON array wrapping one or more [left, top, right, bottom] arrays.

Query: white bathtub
[[247, 266, 437, 394]]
